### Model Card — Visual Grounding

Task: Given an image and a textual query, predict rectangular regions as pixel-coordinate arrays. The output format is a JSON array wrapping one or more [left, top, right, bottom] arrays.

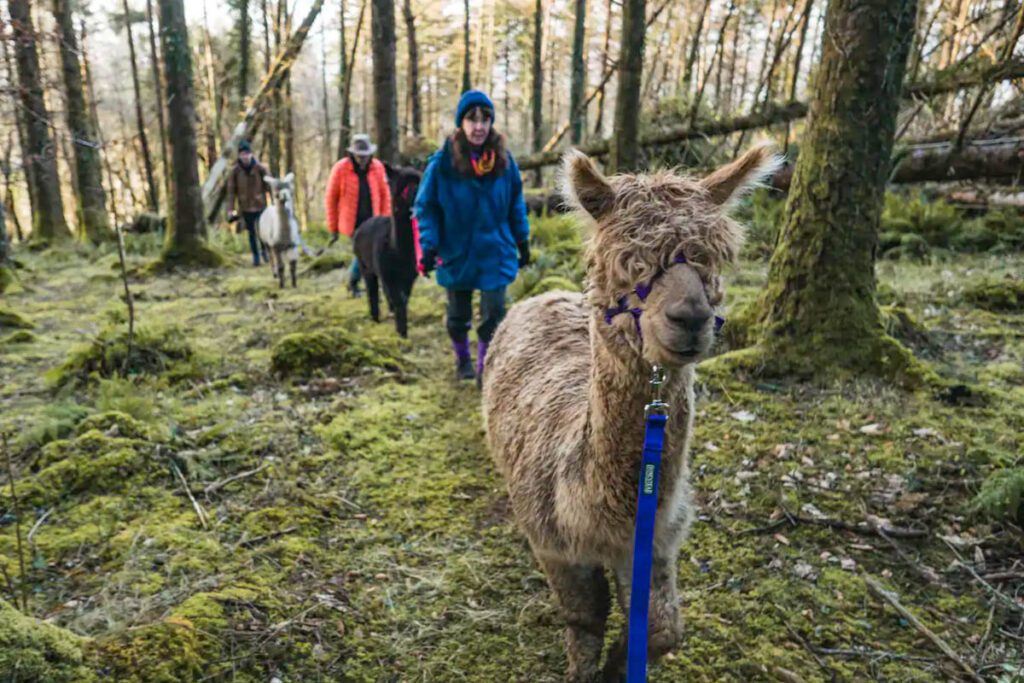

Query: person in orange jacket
[[325, 134, 392, 296]]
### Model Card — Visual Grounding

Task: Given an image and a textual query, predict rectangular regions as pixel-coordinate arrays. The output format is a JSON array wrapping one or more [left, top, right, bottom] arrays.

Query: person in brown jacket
[[226, 140, 270, 266]]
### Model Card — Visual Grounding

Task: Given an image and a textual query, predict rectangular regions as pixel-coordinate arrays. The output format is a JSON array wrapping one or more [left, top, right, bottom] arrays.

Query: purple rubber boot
[[453, 338, 475, 381], [476, 341, 489, 388]]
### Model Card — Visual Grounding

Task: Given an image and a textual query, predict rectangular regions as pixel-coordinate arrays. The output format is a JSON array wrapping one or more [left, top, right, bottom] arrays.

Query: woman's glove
[[517, 241, 531, 268], [420, 249, 438, 276]]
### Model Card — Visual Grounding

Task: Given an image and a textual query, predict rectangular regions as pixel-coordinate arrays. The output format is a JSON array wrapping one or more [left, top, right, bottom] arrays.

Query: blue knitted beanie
[[455, 90, 495, 127]]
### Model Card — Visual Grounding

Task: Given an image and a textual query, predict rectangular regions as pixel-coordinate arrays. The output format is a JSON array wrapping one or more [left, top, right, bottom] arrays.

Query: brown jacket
[[226, 159, 270, 213]]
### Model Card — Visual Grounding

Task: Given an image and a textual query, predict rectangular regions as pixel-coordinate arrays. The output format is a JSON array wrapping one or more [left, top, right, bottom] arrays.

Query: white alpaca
[[259, 173, 301, 288]]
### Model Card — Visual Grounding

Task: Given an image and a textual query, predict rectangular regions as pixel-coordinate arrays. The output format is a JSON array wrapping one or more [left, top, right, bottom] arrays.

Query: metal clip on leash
[[645, 364, 669, 417], [629, 364, 670, 682]]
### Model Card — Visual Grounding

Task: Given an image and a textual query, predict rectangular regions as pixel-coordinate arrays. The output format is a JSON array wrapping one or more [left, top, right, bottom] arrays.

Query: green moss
[[270, 327, 403, 377], [75, 411, 154, 440], [307, 250, 349, 273], [0, 264, 14, 293], [2, 329, 37, 344], [528, 275, 582, 296], [15, 400, 92, 450], [974, 467, 1024, 524], [90, 619, 204, 683], [0, 307, 35, 329], [150, 239, 228, 273], [47, 325, 195, 389], [0, 599, 96, 683], [962, 277, 1024, 312]]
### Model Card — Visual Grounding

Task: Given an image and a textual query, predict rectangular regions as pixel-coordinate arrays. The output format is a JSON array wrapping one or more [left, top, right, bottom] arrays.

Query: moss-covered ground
[[1, 224, 1022, 681]]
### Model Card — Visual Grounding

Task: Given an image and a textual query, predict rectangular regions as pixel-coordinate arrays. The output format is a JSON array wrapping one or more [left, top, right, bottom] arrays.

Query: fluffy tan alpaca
[[482, 145, 781, 681]]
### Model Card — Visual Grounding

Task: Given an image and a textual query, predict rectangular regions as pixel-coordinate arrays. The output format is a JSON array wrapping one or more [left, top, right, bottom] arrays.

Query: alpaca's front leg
[[539, 556, 610, 683], [602, 553, 683, 680]]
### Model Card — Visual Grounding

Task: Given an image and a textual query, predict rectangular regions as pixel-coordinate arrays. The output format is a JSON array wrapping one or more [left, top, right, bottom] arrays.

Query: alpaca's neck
[[389, 203, 416, 266], [585, 313, 693, 486], [274, 202, 290, 245]]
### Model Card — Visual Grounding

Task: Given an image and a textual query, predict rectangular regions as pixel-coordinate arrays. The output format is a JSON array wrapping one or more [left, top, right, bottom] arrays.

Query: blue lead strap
[[627, 404, 668, 682]]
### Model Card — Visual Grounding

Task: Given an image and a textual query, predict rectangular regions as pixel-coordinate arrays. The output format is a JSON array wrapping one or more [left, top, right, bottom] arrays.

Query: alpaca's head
[[560, 145, 781, 368], [264, 173, 295, 212], [388, 166, 422, 216]]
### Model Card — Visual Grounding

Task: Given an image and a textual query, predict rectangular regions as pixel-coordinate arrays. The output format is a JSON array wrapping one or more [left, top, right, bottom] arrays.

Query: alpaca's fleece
[[485, 143, 781, 564]]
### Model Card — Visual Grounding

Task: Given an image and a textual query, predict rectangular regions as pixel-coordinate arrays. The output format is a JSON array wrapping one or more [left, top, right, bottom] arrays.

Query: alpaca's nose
[[665, 299, 712, 334]]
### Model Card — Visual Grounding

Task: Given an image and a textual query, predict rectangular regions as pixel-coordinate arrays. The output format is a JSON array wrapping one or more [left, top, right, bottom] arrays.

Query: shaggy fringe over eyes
[[582, 171, 745, 307]]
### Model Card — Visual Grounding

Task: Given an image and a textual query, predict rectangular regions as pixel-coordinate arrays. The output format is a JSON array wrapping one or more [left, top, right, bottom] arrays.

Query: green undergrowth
[[963, 276, 1024, 313], [0, 245, 1021, 681], [0, 599, 96, 683], [47, 325, 197, 389], [0, 307, 35, 329]]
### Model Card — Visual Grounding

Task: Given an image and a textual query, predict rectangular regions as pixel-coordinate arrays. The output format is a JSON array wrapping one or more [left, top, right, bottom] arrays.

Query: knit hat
[[455, 90, 495, 127], [238, 140, 252, 153]]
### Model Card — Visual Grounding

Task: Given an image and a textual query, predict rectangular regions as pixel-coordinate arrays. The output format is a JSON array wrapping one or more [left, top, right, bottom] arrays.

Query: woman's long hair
[[450, 114, 508, 178]]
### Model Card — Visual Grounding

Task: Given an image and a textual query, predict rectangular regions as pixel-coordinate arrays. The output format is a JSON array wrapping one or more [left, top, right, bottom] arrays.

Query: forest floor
[[1, 227, 1023, 682]]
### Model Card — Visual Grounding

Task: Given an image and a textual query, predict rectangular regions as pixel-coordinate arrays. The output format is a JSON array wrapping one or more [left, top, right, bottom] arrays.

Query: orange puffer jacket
[[325, 157, 392, 237]]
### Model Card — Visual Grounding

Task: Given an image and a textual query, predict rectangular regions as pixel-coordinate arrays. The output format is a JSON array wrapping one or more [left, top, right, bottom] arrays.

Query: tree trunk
[[608, 0, 645, 172], [10, 0, 71, 242], [680, 0, 710, 96], [754, 0, 920, 381], [338, 0, 366, 157], [569, 0, 587, 143], [402, 0, 422, 138], [462, 0, 471, 92], [2, 34, 37, 229], [268, 0, 283, 176], [146, 0, 171, 210], [531, 0, 544, 155], [338, 0, 349, 155], [371, 0, 399, 163], [159, 0, 219, 266], [593, 0, 613, 138], [238, 0, 250, 102], [783, 0, 815, 151], [284, 3, 295, 176], [51, 0, 111, 242], [123, 0, 159, 212], [689, 2, 735, 124]]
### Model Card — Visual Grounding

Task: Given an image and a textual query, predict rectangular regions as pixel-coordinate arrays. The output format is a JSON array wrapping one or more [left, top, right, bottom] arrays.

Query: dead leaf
[[774, 533, 790, 546], [793, 561, 818, 581], [731, 410, 758, 423], [840, 558, 857, 571], [859, 423, 885, 435]]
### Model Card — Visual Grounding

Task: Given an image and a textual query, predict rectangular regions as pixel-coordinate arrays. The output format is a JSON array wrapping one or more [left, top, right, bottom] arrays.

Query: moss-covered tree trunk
[[52, 0, 112, 244], [159, 0, 221, 267], [608, 0, 645, 172], [10, 0, 71, 243], [371, 0, 399, 165], [754, 0, 920, 381]]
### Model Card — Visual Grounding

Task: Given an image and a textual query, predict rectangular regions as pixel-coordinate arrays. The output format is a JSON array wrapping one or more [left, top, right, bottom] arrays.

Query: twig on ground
[[863, 573, 984, 683], [26, 507, 53, 544], [982, 571, 1024, 582], [3, 433, 29, 612], [812, 647, 937, 663], [204, 463, 270, 498], [237, 526, 298, 549], [956, 561, 1024, 615], [739, 512, 927, 539], [873, 524, 946, 586], [115, 224, 135, 376], [170, 460, 210, 530]]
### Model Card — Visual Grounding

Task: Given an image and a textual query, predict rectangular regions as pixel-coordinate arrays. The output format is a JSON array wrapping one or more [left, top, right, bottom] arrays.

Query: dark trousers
[[446, 287, 507, 344], [242, 211, 266, 265]]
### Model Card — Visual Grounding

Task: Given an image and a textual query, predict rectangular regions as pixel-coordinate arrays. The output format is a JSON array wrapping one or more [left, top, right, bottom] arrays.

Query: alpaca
[[353, 166, 422, 338], [482, 145, 780, 681], [258, 173, 300, 288]]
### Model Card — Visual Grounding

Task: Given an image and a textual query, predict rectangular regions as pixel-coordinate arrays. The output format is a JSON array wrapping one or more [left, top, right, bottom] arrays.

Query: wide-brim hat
[[347, 134, 378, 156]]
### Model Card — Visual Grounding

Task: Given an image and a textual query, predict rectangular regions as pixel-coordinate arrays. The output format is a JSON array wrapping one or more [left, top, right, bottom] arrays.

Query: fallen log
[[200, 0, 325, 223], [518, 59, 1024, 172], [531, 137, 1024, 213]]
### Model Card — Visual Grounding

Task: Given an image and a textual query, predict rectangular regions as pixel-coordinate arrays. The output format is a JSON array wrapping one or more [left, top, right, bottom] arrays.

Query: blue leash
[[626, 366, 669, 682]]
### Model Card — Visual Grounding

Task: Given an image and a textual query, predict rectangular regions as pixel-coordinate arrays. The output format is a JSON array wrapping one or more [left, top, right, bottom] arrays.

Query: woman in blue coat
[[415, 90, 530, 383]]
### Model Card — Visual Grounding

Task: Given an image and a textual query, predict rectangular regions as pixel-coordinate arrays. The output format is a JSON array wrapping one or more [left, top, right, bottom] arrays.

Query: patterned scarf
[[470, 148, 496, 177]]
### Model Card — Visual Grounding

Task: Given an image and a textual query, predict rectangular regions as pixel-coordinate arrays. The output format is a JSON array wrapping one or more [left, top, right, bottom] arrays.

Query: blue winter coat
[[413, 140, 530, 291]]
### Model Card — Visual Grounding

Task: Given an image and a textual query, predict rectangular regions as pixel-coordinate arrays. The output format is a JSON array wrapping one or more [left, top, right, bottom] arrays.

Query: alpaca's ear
[[263, 176, 276, 187], [283, 172, 295, 185], [560, 150, 615, 220], [700, 143, 783, 207]]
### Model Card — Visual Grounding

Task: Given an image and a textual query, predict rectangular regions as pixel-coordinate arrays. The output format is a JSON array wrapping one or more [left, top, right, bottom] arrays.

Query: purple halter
[[603, 253, 726, 340]]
